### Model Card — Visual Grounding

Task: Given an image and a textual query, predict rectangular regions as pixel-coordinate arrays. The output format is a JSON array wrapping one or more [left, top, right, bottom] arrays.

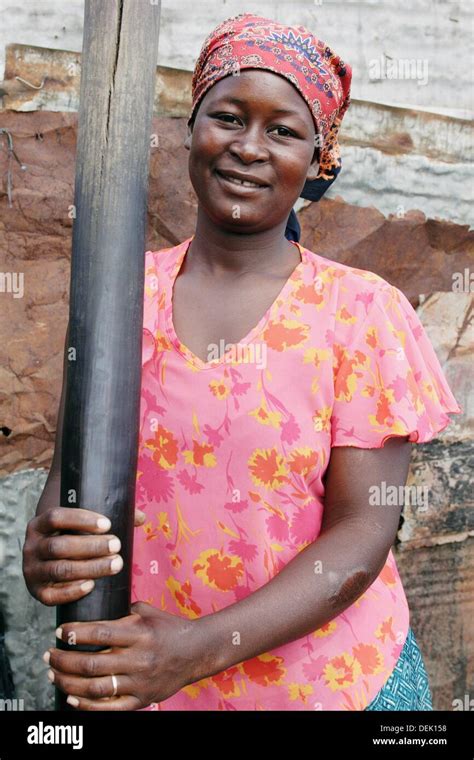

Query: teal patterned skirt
[[365, 628, 433, 710]]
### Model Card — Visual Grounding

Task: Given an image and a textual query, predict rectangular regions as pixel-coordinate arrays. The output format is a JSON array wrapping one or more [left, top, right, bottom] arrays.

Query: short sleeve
[[330, 283, 463, 448]]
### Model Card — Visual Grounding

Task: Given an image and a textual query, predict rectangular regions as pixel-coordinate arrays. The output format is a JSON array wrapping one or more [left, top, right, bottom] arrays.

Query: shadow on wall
[[0, 607, 15, 700]]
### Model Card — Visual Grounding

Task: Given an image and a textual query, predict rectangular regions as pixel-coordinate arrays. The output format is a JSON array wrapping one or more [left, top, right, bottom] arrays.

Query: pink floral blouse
[[131, 236, 462, 710]]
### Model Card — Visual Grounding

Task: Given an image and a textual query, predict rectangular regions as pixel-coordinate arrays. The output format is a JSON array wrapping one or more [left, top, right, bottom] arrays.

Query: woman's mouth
[[215, 170, 269, 192]]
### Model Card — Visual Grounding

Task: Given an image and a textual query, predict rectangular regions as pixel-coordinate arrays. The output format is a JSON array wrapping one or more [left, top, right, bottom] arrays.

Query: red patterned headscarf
[[189, 13, 352, 183]]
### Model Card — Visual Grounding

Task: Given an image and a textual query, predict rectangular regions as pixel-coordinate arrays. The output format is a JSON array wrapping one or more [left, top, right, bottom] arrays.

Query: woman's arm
[[192, 436, 412, 681]]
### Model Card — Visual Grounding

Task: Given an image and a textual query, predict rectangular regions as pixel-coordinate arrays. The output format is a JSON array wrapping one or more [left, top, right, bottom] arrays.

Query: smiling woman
[[30, 12, 462, 712], [184, 14, 349, 244], [184, 69, 320, 241]]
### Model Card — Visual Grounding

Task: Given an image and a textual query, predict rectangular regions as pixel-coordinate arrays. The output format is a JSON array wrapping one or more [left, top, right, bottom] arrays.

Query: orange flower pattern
[[132, 236, 461, 710]]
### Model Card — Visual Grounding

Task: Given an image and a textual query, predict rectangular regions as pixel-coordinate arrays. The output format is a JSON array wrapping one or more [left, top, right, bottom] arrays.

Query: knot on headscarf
[[189, 12, 352, 187]]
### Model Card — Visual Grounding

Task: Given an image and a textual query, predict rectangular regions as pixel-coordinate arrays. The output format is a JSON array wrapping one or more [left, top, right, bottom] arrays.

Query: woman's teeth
[[219, 173, 262, 188]]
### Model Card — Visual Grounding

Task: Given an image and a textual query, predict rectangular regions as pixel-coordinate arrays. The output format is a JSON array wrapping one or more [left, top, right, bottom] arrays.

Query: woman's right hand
[[22, 506, 146, 606]]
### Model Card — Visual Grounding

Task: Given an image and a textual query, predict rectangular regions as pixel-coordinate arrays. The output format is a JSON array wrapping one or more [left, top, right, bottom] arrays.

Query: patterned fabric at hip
[[365, 628, 433, 711]]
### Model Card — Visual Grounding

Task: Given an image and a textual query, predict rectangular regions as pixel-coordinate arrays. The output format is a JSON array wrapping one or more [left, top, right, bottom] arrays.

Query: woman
[[23, 13, 461, 711]]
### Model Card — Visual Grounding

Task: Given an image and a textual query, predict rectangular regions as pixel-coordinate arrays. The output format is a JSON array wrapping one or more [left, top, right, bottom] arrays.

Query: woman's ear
[[184, 120, 193, 151], [306, 148, 320, 182]]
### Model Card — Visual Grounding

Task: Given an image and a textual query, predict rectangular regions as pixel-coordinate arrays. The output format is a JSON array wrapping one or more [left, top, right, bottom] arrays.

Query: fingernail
[[110, 556, 123, 573], [97, 517, 111, 530], [67, 695, 80, 707], [42, 650, 50, 665], [47, 669, 55, 683], [108, 537, 121, 554], [55, 627, 63, 639], [80, 580, 94, 592]]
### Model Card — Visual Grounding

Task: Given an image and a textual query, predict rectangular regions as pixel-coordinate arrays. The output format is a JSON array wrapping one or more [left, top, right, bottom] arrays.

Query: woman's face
[[184, 69, 320, 234]]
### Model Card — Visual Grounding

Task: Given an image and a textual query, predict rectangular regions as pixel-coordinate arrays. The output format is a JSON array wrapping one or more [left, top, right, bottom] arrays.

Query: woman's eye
[[271, 126, 295, 137], [214, 114, 239, 124]]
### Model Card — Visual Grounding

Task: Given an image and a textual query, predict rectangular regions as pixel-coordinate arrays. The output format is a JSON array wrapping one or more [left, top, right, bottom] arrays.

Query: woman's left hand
[[44, 601, 207, 710]]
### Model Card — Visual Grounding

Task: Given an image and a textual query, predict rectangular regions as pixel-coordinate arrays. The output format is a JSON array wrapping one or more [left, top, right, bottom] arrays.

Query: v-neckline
[[164, 235, 306, 370]]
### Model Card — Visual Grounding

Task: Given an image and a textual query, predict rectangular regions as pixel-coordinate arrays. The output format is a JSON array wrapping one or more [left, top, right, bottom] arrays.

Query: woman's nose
[[228, 128, 269, 163]]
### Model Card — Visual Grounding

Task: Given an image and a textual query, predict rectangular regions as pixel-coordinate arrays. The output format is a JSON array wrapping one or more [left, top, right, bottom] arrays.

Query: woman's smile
[[214, 168, 271, 194]]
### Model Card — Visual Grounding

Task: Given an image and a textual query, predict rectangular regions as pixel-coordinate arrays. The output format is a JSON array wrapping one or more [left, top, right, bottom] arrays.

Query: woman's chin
[[200, 203, 270, 231], [207, 213, 275, 234]]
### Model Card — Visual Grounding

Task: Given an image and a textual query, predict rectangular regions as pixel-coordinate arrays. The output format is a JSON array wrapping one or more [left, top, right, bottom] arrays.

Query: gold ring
[[111, 674, 118, 697]]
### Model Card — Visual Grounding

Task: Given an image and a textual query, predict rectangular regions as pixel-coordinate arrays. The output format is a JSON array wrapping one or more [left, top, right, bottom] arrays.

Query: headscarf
[[188, 13, 352, 240]]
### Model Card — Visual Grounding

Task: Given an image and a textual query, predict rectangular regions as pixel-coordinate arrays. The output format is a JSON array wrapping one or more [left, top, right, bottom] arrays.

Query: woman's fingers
[[37, 533, 121, 561], [38, 554, 123, 585], [24, 506, 148, 607], [37, 579, 97, 606], [65, 694, 142, 711], [48, 668, 137, 703], [31, 505, 144, 539], [47, 647, 125, 678], [32, 507, 113, 536], [56, 616, 138, 648]]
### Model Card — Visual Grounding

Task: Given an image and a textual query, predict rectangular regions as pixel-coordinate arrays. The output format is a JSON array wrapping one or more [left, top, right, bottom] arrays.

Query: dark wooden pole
[[56, 0, 161, 710]]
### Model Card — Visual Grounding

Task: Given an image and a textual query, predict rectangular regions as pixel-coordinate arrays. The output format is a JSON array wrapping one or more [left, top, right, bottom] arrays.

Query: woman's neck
[[186, 211, 298, 277]]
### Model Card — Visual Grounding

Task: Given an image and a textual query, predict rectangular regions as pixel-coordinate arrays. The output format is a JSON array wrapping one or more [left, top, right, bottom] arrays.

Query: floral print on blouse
[[132, 236, 462, 710]]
